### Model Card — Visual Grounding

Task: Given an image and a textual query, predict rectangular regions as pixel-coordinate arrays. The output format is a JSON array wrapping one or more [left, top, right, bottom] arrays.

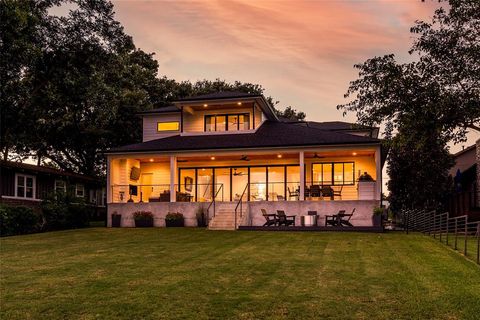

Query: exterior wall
[[449, 146, 476, 176], [246, 200, 379, 227], [107, 200, 379, 227], [143, 113, 181, 142], [476, 139, 480, 208]]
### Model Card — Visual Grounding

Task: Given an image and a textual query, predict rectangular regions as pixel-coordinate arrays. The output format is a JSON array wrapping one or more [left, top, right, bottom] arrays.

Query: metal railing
[[234, 183, 249, 229], [404, 209, 480, 265], [206, 184, 224, 223]]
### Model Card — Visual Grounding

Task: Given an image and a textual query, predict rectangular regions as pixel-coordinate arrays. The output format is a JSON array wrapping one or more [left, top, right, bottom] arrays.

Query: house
[[105, 92, 386, 229], [448, 140, 480, 219], [0, 160, 106, 218]]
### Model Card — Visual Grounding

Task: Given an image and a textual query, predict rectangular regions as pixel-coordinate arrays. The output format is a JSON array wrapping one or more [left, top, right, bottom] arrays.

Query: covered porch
[[107, 146, 382, 204]]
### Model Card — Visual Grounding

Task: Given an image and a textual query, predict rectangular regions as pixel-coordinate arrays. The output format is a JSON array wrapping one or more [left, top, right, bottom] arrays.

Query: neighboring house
[[448, 141, 480, 219], [0, 160, 106, 217], [105, 91, 387, 229]]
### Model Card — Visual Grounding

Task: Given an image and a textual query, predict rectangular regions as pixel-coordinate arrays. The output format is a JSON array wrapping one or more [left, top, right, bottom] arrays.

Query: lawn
[[1, 229, 479, 320]]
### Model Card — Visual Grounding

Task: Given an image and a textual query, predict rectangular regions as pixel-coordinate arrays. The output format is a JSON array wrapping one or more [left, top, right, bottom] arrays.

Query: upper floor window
[[15, 174, 35, 199], [205, 113, 250, 132], [157, 121, 180, 132], [312, 162, 355, 186]]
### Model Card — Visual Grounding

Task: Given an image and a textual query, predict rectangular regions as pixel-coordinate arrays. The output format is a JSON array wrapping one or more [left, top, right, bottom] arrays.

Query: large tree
[[338, 0, 479, 211]]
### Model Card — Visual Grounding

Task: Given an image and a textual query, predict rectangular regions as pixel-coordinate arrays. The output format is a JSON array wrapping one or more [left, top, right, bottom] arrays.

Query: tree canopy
[[338, 0, 479, 212], [0, 0, 306, 176]]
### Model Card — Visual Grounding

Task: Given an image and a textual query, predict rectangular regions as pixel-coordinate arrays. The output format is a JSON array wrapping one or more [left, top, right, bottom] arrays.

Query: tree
[[337, 0, 479, 212]]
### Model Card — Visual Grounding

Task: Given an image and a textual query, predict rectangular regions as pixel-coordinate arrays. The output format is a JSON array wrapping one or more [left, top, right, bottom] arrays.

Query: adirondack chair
[[277, 210, 296, 226], [261, 209, 278, 226], [325, 210, 345, 226], [339, 208, 355, 227]]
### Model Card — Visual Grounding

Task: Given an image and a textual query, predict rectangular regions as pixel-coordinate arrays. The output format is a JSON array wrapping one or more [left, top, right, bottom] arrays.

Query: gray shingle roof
[[107, 121, 381, 154], [175, 91, 261, 102]]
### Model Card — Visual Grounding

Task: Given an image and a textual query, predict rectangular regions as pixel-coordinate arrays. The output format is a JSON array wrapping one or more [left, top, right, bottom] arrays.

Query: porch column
[[170, 155, 177, 202], [299, 151, 305, 201], [106, 156, 111, 204], [375, 146, 382, 201]]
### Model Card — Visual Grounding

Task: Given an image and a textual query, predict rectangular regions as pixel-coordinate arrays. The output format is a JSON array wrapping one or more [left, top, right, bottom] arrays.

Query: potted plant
[[195, 207, 207, 227], [165, 212, 184, 227], [372, 207, 383, 227], [111, 211, 121, 228], [133, 211, 154, 227]]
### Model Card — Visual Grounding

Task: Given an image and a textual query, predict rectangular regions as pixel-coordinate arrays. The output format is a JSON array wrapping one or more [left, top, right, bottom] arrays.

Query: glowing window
[[157, 122, 180, 132]]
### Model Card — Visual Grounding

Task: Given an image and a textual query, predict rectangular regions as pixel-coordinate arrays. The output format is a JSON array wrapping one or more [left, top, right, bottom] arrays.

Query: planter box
[[134, 219, 153, 228], [112, 214, 121, 228], [372, 214, 382, 227], [166, 219, 184, 227]]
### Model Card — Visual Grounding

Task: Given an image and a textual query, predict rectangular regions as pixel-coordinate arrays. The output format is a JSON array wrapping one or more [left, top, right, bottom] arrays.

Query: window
[[312, 162, 355, 185], [75, 184, 85, 197], [15, 174, 35, 199], [157, 121, 179, 132], [204, 113, 250, 132], [55, 180, 66, 193]]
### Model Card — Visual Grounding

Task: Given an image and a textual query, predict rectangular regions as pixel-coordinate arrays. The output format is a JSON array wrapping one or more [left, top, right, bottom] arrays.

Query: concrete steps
[[208, 206, 237, 230]]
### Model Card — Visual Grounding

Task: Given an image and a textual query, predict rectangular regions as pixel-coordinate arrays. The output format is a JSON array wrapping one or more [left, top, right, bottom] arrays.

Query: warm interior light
[[203, 104, 208, 107], [210, 156, 215, 160], [277, 154, 282, 158], [352, 152, 357, 156], [237, 102, 242, 105], [149, 158, 154, 162]]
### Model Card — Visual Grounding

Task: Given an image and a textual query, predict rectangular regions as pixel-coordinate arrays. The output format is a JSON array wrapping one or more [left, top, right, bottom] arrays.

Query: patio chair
[[333, 186, 343, 199], [287, 187, 299, 200], [325, 210, 345, 226], [277, 195, 285, 201], [261, 209, 278, 226], [309, 185, 321, 198], [277, 210, 296, 226], [339, 208, 355, 227], [321, 186, 334, 200]]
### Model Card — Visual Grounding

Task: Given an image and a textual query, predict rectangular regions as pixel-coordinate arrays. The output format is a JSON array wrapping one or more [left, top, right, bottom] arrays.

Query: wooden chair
[[277, 195, 285, 201], [339, 208, 355, 227], [333, 186, 343, 199], [287, 187, 299, 200], [277, 210, 296, 226], [321, 186, 334, 200], [325, 210, 345, 226], [309, 185, 321, 198], [261, 209, 278, 226]]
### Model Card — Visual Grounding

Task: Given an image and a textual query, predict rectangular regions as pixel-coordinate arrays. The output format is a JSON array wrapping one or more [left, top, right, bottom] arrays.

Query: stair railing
[[206, 183, 224, 224], [234, 183, 249, 229]]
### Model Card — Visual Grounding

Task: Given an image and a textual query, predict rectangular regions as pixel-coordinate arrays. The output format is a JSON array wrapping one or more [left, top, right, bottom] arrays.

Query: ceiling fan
[[240, 155, 250, 161], [233, 168, 245, 176], [307, 153, 325, 159]]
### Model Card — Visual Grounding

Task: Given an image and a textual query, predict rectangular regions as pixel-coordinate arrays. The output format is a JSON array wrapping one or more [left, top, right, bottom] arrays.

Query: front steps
[[208, 206, 237, 230]]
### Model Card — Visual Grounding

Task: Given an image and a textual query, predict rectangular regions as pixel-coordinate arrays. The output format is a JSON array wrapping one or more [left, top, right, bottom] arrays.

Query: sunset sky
[[109, 0, 477, 151]]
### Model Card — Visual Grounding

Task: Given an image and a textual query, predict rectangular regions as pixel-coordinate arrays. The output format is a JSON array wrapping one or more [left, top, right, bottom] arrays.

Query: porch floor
[[237, 225, 384, 232]]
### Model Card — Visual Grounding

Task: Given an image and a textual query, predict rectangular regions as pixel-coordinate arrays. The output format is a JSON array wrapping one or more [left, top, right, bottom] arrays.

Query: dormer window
[[157, 121, 180, 132], [205, 113, 250, 132]]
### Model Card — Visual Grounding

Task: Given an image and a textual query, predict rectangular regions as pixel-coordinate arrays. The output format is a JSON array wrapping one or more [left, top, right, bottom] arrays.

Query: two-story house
[[105, 92, 385, 229]]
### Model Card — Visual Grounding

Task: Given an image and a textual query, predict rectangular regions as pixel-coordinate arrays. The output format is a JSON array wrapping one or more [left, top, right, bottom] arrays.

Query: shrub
[[0, 205, 40, 237], [373, 207, 384, 216], [133, 211, 153, 220], [165, 212, 184, 221], [41, 191, 90, 230]]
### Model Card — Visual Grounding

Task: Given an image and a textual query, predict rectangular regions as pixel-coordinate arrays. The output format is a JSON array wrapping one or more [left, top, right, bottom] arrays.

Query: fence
[[404, 209, 480, 265]]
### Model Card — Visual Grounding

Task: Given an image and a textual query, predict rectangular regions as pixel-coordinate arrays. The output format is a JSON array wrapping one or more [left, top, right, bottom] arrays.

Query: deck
[[238, 226, 384, 232]]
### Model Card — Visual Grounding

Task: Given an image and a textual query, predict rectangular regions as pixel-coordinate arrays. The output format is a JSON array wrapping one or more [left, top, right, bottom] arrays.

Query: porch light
[[210, 156, 215, 160], [352, 152, 357, 156], [149, 158, 154, 162]]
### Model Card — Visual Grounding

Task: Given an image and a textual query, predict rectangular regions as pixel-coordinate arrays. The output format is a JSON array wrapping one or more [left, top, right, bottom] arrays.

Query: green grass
[[1, 229, 479, 320]]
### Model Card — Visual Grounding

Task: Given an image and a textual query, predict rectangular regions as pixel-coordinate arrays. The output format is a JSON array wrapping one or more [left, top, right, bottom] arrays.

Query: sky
[[110, 0, 478, 152]]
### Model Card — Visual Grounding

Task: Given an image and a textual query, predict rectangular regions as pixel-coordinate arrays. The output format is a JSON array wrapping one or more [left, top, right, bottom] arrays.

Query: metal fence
[[404, 209, 480, 265]]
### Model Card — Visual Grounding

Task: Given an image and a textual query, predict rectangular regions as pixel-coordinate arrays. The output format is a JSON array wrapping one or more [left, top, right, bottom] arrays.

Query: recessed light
[[352, 152, 357, 156], [203, 104, 208, 107], [277, 154, 282, 158], [237, 102, 242, 105], [149, 158, 154, 162], [210, 156, 215, 160]]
